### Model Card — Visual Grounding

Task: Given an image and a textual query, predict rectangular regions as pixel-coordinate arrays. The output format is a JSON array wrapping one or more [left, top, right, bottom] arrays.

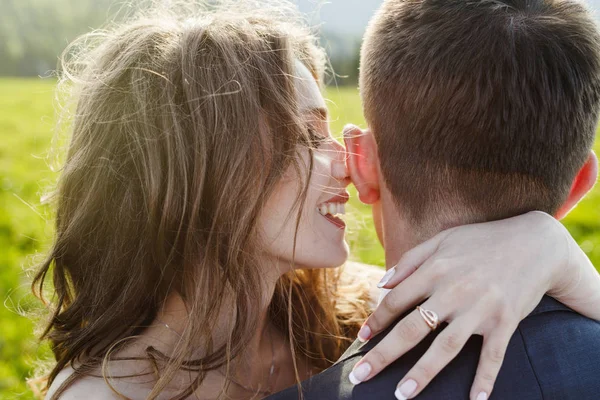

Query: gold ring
[[416, 306, 440, 331]]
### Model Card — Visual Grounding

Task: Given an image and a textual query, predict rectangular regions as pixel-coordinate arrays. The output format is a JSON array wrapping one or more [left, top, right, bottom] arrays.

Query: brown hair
[[32, 1, 369, 398], [361, 0, 600, 233]]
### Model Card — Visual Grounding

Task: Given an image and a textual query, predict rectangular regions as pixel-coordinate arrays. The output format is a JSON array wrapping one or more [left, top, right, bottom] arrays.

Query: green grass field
[[2, 79, 600, 399]]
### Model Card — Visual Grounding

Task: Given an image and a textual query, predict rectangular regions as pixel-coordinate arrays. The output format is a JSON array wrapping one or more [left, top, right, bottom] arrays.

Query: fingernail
[[357, 324, 371, 342], [377, 267, 396, 288], [395, 379, 418, 400], [476, 392, 488, 400], [349, 362, 372, 385]]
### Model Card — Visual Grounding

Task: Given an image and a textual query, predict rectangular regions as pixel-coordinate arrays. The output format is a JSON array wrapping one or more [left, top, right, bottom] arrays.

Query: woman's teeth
[[317, 202, 346, 217]]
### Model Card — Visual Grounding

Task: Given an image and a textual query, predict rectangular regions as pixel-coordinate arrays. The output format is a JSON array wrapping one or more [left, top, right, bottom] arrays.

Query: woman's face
[[259, 62, 351, 272]]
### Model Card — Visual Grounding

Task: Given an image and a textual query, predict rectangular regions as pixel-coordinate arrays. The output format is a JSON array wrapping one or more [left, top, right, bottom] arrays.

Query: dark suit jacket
[[267, 296, 600, 400]]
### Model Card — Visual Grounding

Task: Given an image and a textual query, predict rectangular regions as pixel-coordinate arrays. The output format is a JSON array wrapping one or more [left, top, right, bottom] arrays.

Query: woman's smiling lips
[[317, 192, 350, 229]]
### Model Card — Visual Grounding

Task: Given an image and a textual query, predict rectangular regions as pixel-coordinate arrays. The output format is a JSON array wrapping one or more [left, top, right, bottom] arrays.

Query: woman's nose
[[330, 140, 350, 182]]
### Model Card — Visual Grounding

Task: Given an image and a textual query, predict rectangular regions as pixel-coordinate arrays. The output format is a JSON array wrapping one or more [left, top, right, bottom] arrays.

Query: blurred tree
[[0, 0, 362, 81], [320, 30, 361, 86], [0, 0, 124, 76]]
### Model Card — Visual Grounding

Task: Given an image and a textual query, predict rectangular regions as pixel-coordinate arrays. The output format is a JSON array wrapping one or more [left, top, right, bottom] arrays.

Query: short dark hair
[[361, 0, 600, 231]]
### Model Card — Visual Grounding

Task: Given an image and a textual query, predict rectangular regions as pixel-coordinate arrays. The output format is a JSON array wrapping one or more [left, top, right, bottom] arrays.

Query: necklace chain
[[156, 319, 277, 395]]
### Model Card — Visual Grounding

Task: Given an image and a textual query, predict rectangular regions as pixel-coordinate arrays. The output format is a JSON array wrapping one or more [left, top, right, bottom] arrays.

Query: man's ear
[[343, 124, 380, 204], [555, 151, 598, 220]]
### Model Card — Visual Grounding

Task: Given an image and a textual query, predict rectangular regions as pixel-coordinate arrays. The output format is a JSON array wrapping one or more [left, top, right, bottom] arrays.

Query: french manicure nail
[[476, 392, 488, 400], [377, 267, 396, 288], [357, 324, 372, 342], [395, 379, 417, 400], [349, 362, 372, 385]]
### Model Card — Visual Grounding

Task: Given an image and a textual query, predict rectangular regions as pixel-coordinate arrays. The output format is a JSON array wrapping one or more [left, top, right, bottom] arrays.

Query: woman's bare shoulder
[[45, 367, 120, 400]]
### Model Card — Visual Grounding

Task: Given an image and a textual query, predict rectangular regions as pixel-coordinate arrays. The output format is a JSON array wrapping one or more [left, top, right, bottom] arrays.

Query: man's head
[[348, 0, 600, 242]]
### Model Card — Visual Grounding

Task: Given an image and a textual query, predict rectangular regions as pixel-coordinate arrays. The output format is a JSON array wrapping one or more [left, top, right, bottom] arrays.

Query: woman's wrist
[[523, 211, 571, 296], [529, 211, 600, 320], [555, 243, 600, 321]]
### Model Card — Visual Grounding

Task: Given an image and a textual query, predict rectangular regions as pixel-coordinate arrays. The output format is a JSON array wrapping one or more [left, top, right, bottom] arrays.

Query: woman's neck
[[151, 263, 306, 397], [156, 292, 275, 362]]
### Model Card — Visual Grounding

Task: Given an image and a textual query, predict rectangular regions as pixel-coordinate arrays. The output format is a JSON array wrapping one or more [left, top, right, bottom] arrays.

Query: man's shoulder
[[515, 298, 600, 399], [518, 294, 600, 350], [268, 296, 600, 400]]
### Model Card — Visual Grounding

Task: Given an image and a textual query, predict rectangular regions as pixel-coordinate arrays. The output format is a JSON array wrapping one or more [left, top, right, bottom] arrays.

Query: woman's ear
[[555, 151, 598, 220], [343, 124, 381, 204]]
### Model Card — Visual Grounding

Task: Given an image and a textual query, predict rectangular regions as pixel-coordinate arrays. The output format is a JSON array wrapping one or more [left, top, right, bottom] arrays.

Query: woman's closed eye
[[307, 126, 329, 149]]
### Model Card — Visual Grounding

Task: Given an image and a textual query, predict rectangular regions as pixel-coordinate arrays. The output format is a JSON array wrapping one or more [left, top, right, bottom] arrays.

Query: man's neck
[[379, 189, 420, 270]]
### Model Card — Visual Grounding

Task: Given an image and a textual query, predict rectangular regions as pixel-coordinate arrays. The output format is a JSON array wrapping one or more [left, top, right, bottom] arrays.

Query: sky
[[295, 0, 382, 35], [295, 0, 600, 37]]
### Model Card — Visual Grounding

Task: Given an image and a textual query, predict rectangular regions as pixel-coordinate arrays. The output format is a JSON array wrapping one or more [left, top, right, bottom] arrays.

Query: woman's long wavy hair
[[32, 1, 370, 398]]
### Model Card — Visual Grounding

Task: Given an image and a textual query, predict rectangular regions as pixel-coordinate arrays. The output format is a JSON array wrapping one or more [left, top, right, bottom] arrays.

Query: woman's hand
[[348, 211, 600, 400]]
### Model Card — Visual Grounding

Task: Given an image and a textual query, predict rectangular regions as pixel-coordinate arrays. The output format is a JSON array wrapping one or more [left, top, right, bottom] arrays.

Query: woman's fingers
[[350, 303, 444, 385], [352, 304, 515, 400], [381, 229, 453, 289], [394, 317, 475, 399], [360, 270, 432, 341], [469, 327, 514, 400]]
